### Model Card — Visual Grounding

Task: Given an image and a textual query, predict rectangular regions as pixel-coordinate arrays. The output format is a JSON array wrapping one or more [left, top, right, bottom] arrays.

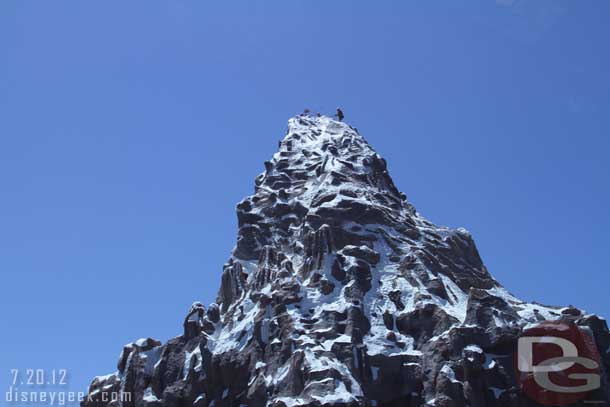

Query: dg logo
[[516, 321, 602, 406]]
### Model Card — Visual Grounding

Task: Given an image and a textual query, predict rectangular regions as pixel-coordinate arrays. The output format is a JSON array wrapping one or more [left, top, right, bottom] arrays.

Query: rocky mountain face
[[83, 116, 610, 407]]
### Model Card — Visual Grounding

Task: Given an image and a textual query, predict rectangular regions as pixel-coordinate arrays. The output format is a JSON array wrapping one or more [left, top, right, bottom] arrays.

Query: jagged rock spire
[[82, 115, 610, 407]]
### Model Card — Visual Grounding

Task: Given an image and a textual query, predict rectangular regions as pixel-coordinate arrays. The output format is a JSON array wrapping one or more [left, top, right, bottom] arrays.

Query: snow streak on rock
[[83, 116, 610, 407]]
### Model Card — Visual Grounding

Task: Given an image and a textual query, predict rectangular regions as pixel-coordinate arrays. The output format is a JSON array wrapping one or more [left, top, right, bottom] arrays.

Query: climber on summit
[[336, 108, 344, 121]]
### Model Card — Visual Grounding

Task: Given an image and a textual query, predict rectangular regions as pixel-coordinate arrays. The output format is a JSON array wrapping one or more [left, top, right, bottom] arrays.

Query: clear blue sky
[[1, 0, 609, 399]]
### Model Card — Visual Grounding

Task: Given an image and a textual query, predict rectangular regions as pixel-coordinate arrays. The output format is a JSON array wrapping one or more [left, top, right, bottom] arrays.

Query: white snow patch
[[143, 387, 159, 402], [464, 344, 483, 353], [440, 364, 461, 383]]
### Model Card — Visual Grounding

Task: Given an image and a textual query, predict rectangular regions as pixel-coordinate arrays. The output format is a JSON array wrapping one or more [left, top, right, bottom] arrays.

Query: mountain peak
[[82, 116, 610, 407], [234, 114, 408, 262]]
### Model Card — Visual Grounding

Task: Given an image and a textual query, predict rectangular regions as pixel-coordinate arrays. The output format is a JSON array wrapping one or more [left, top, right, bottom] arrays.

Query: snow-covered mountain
[[83, 115, 610, 407]]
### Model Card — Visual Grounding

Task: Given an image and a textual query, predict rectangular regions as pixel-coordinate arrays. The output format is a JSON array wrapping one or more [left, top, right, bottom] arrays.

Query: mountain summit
[[83, 115, 610, 407]]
